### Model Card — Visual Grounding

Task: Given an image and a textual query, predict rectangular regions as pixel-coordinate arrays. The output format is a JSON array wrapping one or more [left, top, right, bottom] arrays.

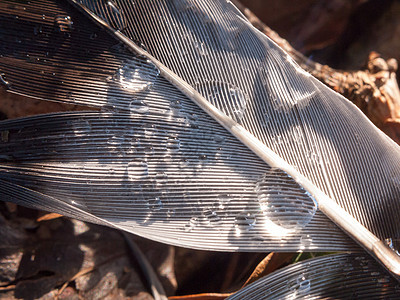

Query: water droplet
[[166, 136, 180, 152], [148, 197, 163, 211], [33, 25, 43, 36], [377, 276, 391, 284], [169, 99, 182, 115], [307, 151, 320, 165], [256, 168, 317, 236], [295, 275, 311, 295], [202, 13, 212, 24], [126, 162, 148, 181], [173, 0, 195, 13], [202, 209, 222, 227], [299, 234, 312, 249], [167, 208, 176, 217], [72, 119, 91, 136], [217, 194, 231, 209], [111, 59, 160, 93], [107, 135, 125, 151], [90, 32, 98, 40], [194, 41, 206, 56], [291, 125, 304, 143], [199, 154, 207, 160], [0, 73, 10, 89], [272, 135, 283, 145], [384, 238, 400, 256], [105, 1, 121, 16], [196, 81, 248, 123], [185, 113, 199, 128], [235, 212, 256, 235], [129, 99, 149, 114], [258, 57, 316, 112], [262, 113, 270, 127], [55, 15, 73, 32], [155, 172, 168, 185], [213, 135, 225, 144], [229, 87, 247, 121], [184, 217, 199, 232]]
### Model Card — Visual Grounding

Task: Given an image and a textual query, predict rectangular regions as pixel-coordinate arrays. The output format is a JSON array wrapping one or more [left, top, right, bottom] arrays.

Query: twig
[[121, 232, 168, 300]]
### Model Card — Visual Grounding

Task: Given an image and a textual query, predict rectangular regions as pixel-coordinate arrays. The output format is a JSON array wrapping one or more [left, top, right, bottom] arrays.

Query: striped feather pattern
[[228, 253, 400, 299], [0, 0, 400, 283]]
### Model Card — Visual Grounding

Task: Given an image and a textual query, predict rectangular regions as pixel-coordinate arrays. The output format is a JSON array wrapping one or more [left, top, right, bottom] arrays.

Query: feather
[[1, 0, 400, 278], [228, 253, 400, 299]]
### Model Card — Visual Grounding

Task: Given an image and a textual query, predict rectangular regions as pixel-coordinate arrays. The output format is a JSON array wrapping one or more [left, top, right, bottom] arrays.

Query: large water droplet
[[127, 162, 149, 181], [258, 57, 316, 112], [196, 81, 248, 123], [256, 168, 317, 236], [111, 59, 160, 93]]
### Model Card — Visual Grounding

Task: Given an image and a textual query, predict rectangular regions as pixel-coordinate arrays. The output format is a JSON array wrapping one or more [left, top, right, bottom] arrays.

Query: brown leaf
[[37, 212, 63, 222], [242, 253, 294, 287]]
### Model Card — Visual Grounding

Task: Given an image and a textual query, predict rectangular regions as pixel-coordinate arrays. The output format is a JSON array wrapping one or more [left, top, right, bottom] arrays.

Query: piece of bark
[[240, 0, 364, 53], [342, 1, 400, 72], [234, 0, 400, 144]]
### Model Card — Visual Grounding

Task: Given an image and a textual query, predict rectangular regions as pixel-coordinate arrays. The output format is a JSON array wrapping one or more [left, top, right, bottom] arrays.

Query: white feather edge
[[69, 0, 400, 278]]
